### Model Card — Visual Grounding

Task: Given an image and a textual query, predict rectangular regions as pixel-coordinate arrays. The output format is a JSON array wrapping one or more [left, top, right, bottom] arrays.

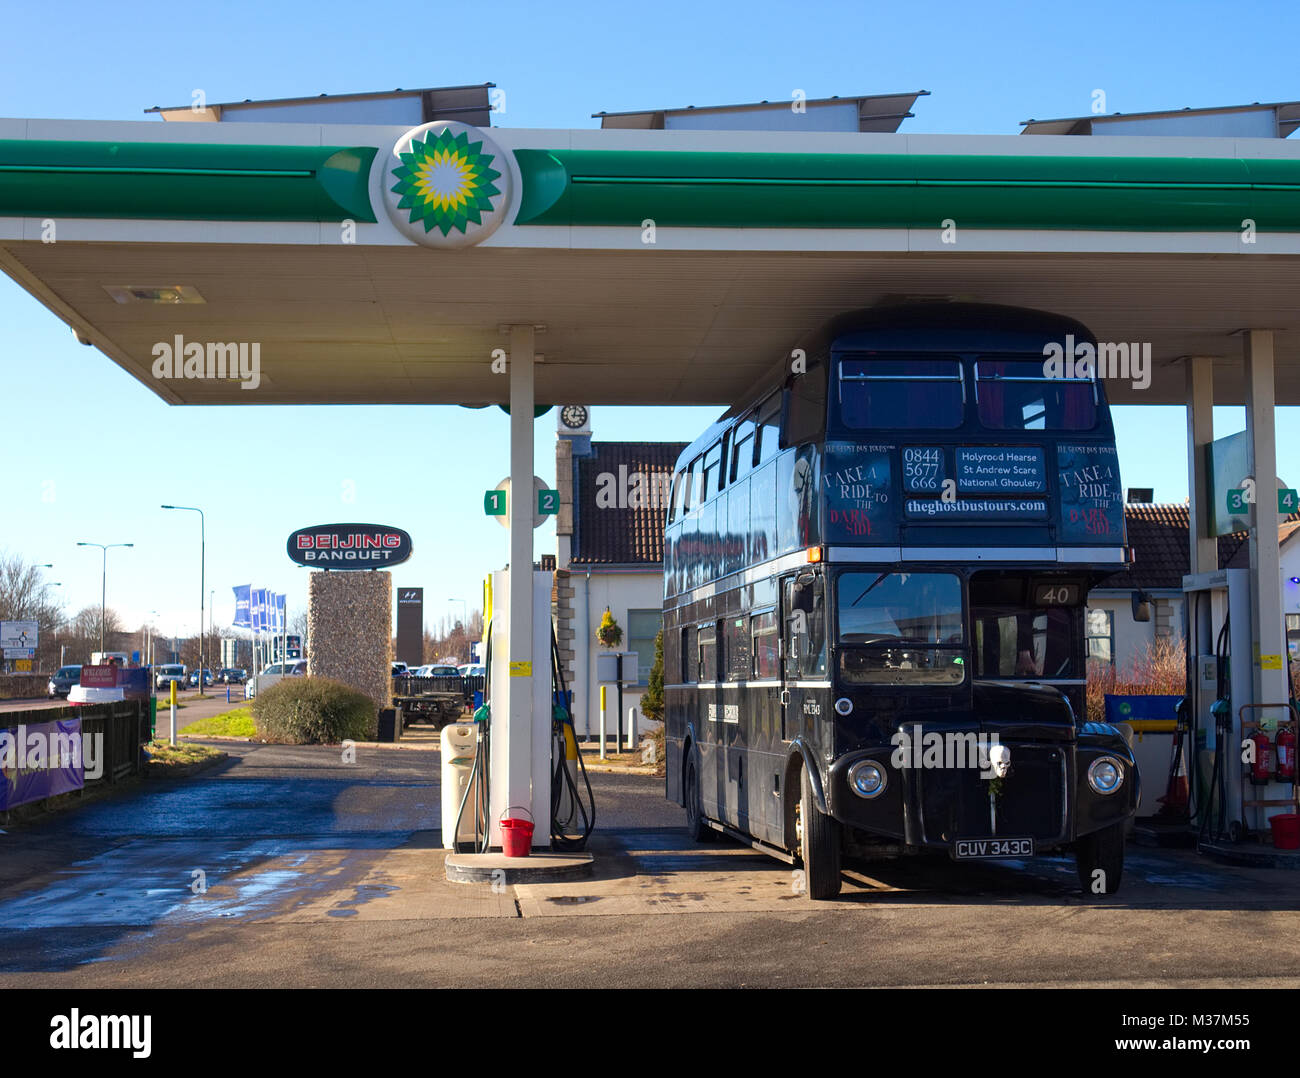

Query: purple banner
[[0, 719, 85, 809]]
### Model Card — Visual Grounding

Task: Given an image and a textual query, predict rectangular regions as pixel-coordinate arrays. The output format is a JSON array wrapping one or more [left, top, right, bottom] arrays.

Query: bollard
[[599, 684, 607, 760], [169, 680, 178, 746], [626, 705, 638, 754]]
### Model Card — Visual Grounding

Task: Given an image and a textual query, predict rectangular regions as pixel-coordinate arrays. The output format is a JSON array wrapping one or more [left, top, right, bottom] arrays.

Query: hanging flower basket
[[596, 608, 623, 649]]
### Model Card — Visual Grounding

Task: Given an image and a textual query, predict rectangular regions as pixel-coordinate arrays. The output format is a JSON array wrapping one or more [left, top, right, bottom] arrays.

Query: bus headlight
[[1087, 756, 1125, 795], [848, 760, 887, 799]]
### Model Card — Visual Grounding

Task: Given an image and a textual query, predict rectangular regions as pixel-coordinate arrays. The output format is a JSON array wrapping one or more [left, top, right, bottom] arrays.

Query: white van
[[155, 664, 187, 691], [245, 659, 307, 699]]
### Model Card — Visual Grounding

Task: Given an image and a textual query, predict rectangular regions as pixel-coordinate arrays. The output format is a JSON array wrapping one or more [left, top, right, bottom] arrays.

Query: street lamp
[[162, 505, 205, 695], [76, 542, 133, 654], [449, 598, 468, 626]]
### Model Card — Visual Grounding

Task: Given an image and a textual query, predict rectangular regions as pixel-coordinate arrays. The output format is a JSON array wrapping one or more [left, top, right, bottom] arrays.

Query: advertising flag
[[232, 585, 251, 628], [275, 593, 286, 632]]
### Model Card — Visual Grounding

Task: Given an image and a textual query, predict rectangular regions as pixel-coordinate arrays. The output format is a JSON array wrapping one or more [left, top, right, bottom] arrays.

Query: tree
[[641, 629, 665, 723], [0, 551, 69, 670]]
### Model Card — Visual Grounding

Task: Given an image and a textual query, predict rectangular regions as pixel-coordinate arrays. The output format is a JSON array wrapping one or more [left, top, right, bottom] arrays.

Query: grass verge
[[180, 707, 256, 738], [144, 739, 227, 776]]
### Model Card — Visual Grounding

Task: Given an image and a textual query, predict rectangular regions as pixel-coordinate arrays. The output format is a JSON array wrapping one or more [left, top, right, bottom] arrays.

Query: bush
[[1086, 635, 1186, 725], [252, 677, 377, 744], [641, 629, 665, 723]]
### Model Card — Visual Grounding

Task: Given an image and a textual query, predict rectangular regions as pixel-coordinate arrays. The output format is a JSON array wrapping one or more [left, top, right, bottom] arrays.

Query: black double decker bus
[[663, 303, 1138, 899]]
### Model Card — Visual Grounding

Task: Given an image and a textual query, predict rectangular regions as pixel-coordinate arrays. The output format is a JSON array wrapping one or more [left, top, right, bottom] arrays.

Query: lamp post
[[76, 542, 132, 654], [162, 505, 205, 696]]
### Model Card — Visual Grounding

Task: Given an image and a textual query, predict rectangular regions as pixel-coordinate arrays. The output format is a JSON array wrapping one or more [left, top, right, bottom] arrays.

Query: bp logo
[[384, 121, 512, 248]]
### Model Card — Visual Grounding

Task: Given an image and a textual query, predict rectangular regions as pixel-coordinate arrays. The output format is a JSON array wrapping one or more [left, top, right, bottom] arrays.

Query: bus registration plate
[[953, 837, 1034, 860]]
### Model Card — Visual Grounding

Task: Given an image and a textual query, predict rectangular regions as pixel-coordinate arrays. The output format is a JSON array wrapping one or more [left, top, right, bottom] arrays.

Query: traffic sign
[[538, 489, 560, 515], [1280, 488, 1299, 514], [484, 490, 506, 516]]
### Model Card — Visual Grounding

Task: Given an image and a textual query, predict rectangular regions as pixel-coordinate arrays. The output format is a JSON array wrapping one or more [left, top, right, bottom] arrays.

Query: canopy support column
[[1185, 356, 1218, 575], [1243, 330, 1288, 708]]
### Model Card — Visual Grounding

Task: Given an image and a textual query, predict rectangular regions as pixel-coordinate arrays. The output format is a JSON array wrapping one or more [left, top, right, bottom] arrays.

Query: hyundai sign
[[287, 524, 413, 569]]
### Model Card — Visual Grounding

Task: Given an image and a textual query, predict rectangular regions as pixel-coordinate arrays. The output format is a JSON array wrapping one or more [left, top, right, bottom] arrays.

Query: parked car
[[392, 662, 410, 677], [47, 665, 82, 698], [458, 663, 486, 679], [217, 668, 247, 684], [154, 663, 187, 691], [186, 668, 215, 688], [427, 665, 460, 677], [245, 659, 307, 699]]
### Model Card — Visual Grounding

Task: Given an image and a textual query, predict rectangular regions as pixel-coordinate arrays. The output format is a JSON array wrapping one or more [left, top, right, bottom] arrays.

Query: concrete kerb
[[446, 850, 596, 884]]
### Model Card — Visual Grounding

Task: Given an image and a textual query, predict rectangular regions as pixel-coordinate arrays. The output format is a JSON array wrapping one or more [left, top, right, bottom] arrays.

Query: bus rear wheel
[[797, 767, 842, 899], [684, 750, 715, 844]]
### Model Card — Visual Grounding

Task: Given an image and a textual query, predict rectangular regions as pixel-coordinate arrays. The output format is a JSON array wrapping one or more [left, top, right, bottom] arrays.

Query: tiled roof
[[571, 441, 687, 565], [1095, 503, 1300, 589]]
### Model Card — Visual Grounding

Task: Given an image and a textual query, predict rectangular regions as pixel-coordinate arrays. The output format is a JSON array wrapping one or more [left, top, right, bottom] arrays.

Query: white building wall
[[568, 568, 664, 738]]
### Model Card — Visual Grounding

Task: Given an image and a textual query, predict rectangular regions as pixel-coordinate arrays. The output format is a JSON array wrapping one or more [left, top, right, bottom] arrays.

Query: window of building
[[626, 609, 661, 687], [1086, 608, 1114, 664]]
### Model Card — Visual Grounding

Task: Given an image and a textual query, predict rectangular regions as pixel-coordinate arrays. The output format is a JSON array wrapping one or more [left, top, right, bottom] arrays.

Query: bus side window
[[679, 625, 696, 682], [730, 413, 757, 482], [698, 625, 716, 682], [682, 457, 701, 514], [700, 439, 724, 501], [724, 616, 749, 681], [667, 470, 683, 524], [751, 610, 779, 679], [756, 393, 781, 464]]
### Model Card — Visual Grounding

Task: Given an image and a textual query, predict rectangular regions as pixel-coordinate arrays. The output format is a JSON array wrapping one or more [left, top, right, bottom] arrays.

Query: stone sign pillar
[[307, 570, 393, 723]]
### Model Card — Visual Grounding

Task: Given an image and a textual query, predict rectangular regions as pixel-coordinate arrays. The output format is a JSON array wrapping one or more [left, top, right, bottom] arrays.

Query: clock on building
[[560, 405, 589, 430]]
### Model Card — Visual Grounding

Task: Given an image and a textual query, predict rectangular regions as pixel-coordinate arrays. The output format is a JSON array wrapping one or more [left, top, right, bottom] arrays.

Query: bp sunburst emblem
[[383, 121, 513, 248]]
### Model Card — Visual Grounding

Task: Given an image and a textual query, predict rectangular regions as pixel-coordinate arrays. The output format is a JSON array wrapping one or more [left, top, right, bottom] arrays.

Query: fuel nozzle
[[1210, 697, 1231, 731], [473, 703, 489, 724]]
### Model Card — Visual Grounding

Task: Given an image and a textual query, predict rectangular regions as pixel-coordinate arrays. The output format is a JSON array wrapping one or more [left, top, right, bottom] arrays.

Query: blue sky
[[2, 0, 1298, 638]]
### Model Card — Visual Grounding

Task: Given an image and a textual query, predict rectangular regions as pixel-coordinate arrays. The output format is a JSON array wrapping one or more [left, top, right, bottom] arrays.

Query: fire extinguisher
[[1276, 724, 1296, 784], [1250, 729, 1275, 785]]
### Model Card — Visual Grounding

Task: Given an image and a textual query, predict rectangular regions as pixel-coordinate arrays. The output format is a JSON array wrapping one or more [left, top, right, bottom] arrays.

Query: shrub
[[252, 676, 377, 744], [1086, 635, 1186, 724], [640, 629, 665, 723]]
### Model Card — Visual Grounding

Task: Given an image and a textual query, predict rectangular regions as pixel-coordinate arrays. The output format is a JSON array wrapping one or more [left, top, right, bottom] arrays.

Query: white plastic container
[[441, 723, 480, 850]]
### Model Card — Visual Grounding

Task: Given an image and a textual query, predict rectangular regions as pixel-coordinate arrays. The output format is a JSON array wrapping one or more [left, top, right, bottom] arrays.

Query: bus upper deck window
[[701, 439, 724, 499], [975, 359, 1097, 431], [731, 414, 757, 482], [756, 394, 781, 463], [837, 357, 964, 430]]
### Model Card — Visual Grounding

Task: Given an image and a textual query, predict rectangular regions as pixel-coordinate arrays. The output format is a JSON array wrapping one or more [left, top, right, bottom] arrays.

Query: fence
[[392, 674, 485, 705], [0, 699, 150, 816]]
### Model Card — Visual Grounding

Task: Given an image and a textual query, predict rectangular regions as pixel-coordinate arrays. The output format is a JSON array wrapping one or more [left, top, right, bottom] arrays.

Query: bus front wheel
[[797, 767, 842, 899], [1075, 822, 1125, 895]]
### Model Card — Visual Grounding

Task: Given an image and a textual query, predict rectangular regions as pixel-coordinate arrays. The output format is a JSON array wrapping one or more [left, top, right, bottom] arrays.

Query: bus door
[[697, 620, 724, 819], [782, 569, 827, 743]]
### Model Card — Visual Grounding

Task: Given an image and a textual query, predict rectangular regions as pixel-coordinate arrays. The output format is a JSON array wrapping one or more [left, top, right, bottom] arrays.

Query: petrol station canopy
[[2, 88, 1300, 409]]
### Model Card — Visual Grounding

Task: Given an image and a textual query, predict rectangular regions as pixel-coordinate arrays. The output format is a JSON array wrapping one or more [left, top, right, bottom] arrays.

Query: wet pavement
[[1, 741, 1298, 987]]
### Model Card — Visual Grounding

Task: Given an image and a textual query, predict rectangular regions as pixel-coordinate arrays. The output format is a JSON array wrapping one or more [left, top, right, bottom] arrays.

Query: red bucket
[[500, 808, 534, 858], [1270, 812, 1300, 850]]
